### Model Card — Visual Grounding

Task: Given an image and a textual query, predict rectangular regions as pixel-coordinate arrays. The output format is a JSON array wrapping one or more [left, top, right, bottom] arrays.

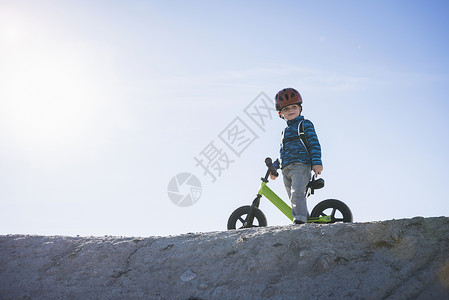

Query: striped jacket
[[277, 115, 322, 169]]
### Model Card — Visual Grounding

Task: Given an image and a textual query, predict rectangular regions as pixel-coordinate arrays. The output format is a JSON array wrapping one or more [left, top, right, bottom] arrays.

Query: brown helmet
[[275, 88, 303, 112]]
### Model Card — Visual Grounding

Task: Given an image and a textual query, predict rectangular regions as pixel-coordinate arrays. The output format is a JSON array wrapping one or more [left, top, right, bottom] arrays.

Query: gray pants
[[282, 162, 311, 223]]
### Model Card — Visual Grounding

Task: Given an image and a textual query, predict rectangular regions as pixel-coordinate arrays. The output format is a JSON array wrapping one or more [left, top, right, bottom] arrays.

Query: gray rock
[[180, 269, 197, 282], [1, 217, 449, 299]]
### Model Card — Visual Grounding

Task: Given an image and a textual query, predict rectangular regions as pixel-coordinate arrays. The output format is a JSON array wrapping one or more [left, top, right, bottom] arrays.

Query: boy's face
[[280, 104, 301, 120]]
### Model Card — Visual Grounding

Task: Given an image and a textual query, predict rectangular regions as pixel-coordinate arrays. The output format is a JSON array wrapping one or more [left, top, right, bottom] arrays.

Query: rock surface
[[1, 217, 449, 299]]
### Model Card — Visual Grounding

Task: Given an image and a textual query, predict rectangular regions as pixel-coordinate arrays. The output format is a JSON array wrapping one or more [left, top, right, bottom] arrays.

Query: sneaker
[[294, 220, 305, 225]]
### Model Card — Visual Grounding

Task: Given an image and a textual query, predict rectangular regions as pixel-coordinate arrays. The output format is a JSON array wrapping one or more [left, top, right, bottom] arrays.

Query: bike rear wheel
[[310, 199, 353, 223], [227, 205, 268, 230]]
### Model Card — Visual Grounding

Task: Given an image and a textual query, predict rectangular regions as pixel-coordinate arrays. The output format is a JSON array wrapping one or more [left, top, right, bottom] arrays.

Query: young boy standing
[[271, 88, 323, 224]]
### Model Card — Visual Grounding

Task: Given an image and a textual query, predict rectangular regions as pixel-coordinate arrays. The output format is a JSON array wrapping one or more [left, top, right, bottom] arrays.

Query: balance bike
[[227, 158, 353, 229]]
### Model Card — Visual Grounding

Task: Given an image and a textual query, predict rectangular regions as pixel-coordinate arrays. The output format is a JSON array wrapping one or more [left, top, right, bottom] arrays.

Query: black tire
[[227, 205, 268, 230], [310, 199, 353, 223]]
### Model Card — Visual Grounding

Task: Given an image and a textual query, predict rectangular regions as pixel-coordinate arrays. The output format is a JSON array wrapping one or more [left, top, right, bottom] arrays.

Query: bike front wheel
[[227, 205, 268, 230], [310, 199, 353, 223]]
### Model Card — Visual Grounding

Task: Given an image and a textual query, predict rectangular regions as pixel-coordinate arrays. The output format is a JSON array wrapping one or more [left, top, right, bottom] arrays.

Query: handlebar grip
[[265, 157, 279, 177]]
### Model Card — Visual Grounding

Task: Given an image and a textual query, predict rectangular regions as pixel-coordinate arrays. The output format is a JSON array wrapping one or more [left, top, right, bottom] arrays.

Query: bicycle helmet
[[275, 88, 303, 112]]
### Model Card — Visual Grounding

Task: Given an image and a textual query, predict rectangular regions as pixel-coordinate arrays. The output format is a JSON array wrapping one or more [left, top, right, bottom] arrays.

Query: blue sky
[[1, 0, 448, 237]]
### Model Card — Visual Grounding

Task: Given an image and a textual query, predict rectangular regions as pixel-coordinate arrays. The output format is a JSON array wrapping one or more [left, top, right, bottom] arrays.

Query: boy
[[271, 88, 323, 224]]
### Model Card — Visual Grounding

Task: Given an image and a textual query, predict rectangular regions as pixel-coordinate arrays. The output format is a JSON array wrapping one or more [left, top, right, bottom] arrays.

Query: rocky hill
[[1, 217, 449, 299]]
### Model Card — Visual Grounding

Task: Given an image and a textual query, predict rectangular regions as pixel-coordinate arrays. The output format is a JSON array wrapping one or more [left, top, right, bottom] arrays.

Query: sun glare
[[4, 28, 18, 40], [1, 48, 102, 152], [1, 20, 20, 40]]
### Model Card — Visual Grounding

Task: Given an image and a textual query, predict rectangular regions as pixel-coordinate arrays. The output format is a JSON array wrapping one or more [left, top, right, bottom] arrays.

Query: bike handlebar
[[265, 157, 279, 177]]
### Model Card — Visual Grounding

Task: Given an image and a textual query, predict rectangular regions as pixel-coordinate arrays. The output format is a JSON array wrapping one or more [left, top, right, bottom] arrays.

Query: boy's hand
[[312, 165, 323, 176], [270, 174, 278, 180]]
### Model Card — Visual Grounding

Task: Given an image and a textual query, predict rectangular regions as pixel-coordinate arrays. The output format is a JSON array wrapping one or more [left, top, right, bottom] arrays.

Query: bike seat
[[307, 178, 325, 190]]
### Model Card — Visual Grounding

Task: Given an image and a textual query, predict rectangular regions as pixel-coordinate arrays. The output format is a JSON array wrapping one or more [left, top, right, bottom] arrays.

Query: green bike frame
[[258, 181, 293, 221], [258, 181, 332, 223]]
